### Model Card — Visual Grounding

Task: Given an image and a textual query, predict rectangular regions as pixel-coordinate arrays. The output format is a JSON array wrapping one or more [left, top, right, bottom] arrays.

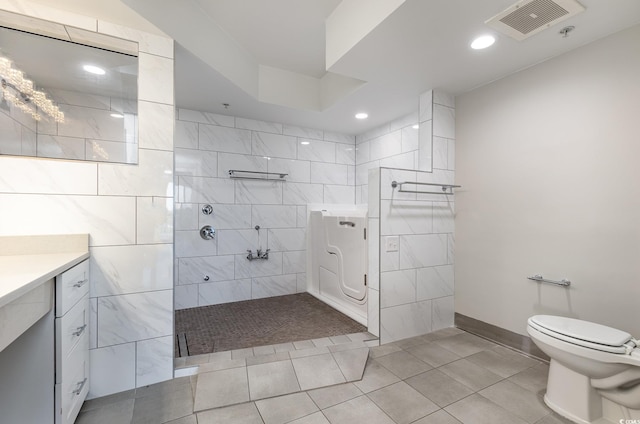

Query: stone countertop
[[0, 234, 89, 308]]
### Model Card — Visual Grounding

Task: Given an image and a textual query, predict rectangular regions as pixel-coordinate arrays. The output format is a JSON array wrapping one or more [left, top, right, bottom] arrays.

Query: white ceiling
[[29, 0, 640, 135]]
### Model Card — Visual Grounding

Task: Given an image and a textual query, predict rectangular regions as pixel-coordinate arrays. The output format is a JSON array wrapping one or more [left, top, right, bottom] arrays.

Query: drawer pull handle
[[72, 378, 87, 395], [72, 324, 87, 337], [73, 278, 88, 288]]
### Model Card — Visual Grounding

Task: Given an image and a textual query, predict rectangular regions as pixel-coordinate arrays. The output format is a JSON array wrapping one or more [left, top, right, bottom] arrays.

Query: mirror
[[0, 23, 138, 164]]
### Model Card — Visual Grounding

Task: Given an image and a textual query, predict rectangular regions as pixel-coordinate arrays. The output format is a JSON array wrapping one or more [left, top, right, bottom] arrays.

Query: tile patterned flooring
[[78, 328, 573, 424], [175, 294, 367, 355]]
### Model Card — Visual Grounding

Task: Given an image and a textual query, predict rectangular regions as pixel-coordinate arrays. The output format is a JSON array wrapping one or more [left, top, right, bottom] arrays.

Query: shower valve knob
[[199, 225, 215, 240]]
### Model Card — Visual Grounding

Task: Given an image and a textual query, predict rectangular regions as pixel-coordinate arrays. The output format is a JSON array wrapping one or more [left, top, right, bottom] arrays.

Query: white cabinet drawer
[[55, 259, 89, 317], [55, 296, 88, 384], [55, 342, 88, 424]]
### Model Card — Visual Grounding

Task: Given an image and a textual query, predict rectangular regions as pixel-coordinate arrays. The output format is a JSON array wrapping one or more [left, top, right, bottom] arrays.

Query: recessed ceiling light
[[471, 35, 495, 50], [83, 64, 106, 75], [110, 113, 124, 118], [412, 124, 419, 129], [300, 141, 310, 145], [355, 112, 368, 120]]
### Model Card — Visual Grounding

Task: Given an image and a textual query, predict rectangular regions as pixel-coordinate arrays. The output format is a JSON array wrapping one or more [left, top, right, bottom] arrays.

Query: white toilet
[[527, 315, 640, 424]]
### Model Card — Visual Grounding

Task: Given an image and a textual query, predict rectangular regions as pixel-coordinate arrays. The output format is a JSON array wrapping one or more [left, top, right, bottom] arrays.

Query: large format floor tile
[[78, 328, 561, 424]]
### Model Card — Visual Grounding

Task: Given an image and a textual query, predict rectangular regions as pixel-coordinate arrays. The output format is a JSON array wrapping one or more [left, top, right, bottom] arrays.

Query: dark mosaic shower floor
[[174, 293, 367, 356]]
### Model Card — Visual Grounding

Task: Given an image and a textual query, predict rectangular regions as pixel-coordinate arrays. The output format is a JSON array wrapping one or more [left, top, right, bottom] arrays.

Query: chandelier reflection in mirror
[[0, 57, 65, 123]]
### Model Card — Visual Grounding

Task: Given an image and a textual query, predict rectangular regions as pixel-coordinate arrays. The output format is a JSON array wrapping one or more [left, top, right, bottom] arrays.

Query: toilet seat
[[528, 315, 634, 354]]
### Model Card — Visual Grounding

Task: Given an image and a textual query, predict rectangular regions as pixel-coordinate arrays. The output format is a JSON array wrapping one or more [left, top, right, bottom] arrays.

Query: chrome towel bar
[[391, 181, 461, 195], [527, 274, 571, 287], [229, 170, 288, 181]]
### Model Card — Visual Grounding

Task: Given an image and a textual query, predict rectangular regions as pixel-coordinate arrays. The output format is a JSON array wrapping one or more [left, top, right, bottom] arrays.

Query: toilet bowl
[[527, 315, 640, 424]]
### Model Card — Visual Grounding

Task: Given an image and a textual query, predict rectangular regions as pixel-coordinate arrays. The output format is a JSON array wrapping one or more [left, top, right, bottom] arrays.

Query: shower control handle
[[200, 225, 215, 240], [339, 221, 355, 227]]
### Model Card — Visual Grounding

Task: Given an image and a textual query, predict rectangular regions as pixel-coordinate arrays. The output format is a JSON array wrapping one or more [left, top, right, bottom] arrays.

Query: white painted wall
[[455, 24, 640, 337]]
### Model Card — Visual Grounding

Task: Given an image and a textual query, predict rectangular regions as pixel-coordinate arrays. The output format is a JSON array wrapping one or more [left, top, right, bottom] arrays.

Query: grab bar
[[527, 274, 571, 287], [391, 181, 461, 195], [339, 221, 355, 227]]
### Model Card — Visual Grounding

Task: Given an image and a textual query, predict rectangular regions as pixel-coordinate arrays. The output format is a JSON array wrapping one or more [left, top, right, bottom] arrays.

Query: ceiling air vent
[[485, 0, 585, 41]]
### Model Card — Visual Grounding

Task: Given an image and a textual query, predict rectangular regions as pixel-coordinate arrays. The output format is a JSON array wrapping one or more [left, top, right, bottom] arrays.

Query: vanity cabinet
[[55, 259, 90, 424]]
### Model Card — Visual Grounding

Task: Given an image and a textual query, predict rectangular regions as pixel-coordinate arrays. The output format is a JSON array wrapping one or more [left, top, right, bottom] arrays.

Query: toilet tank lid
[[530, 315, 632, 347]]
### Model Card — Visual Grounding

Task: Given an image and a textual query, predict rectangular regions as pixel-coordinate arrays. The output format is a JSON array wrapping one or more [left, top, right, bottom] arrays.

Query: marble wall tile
[[448, 234, 455, 265], [432, 136, 448, 170], [297, 206, 308, 228], [389, 112, 419, 133], [252, 132, 297, 159], [283, 125, 323, 140], [236, 117, 282, 134], [433, 90, 455, 108], [138, 101, 173, 151], [136, 197, 173, 244], [0, 155, 97, 194], [0, 113, 22, 155], [380, 300, 432, 344], [86, 139, 137, 163], [358, 123, 390, 144], [0, 194, 135, 246], [433, 201, 455, 234], [380, 269, 417, 308], [268, 228, 306, 251], [380, 200, 432, 235], [347, 166, 356, 186], [199, 203, 252, 230], [138, 52, 174, 104], [178, 255, 235, 285], [252, 274, 297, 299], [267, 158, 310, 183], [283, 182, 323, 204], [217, 229, 260, 255], [174, 284, 198, 309], [198, 279, 252, 306], [399, 234, 448, 269], [380, 168, 417, 201], [174, 120, 198, 149], [175, 229, 217, 258], [36, 134, 85, 160], [175, 203, 198, 230], [90, 244, 173, 297], [252, 204, 297, 228], [97, 21, 173, 58], [448, 139, 456, 171], [355, 141, 370, 165], [379, 151, 416, 170], [433, 104, 455, 139], [178, 109, 235, 127], [297, 139, 335, 162], [175, 148, 218, 177], [324, 131, 355, 144], [136, 336, 173, 387], [310, 162, 348, 185], [178, 176, 235, 204], [336, 144, 356, 165], [370, 131, 402, 161], [419, 90, 433, 123], [199, 124, 251, 154], [89, 298, 97, 350], [235, 251, 283, 278], [235, 180, 283, 204], [356, 160, 380, 186], [401, 126, 419, 153], [48, 89, 110, 110], [368, 168, 380, 218], [416, 265, 454, 301], [367, 218, 380, 291], [418, 120, 432, 172], [57, 104, 125, 141], [97, 290, 173, 347], [21, 126, 36, 156], [432, 296, 454, 330], [98, 149, 173, 197], [217, 152, 268, 178], [323, 185, 355, 204], [297, 273, 307, 293], [368, 288, 380, 337], [89, 343, 136, 399], [283, 251, 306, 274]]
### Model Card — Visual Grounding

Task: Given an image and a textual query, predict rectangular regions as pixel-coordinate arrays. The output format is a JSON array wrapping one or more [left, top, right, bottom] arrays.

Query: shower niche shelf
[[229, 170, 288, 181]]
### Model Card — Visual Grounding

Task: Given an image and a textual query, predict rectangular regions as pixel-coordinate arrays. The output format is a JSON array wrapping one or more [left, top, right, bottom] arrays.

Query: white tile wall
[[175, 109, 356, 309], [0, 7, 176, 399], [368, 89, 457, 344]]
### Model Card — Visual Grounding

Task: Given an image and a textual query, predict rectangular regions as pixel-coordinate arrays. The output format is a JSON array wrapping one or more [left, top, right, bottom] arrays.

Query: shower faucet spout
[[246, 248, 270, 261]]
